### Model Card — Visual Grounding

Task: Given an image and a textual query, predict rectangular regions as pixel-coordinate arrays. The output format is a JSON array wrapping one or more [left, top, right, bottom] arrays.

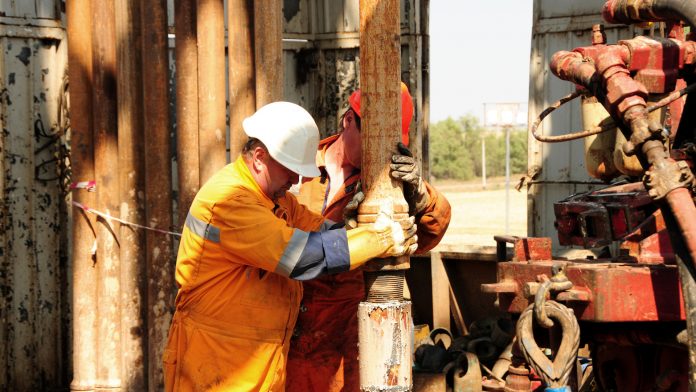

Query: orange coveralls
[[164, 157, 341, 392], [287, 135, 452, 391]]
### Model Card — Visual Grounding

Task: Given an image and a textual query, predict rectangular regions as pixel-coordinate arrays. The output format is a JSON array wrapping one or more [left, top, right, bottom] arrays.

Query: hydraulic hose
[[603, 0, 696, 30]]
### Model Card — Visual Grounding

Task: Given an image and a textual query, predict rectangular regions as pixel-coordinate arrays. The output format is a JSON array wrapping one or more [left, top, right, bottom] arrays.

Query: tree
[[429, 117, 472, 180], [429, 116, 528, 180]]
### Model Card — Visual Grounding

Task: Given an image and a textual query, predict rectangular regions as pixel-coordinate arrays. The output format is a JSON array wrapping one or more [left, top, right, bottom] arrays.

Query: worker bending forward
[[288, 83, 452, 391], [163, 102, 418, 392]]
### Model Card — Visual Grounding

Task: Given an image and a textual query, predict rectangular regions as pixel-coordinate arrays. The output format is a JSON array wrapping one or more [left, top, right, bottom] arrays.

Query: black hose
[[653, 0, 696, 30], [604, 0, 696, 30]]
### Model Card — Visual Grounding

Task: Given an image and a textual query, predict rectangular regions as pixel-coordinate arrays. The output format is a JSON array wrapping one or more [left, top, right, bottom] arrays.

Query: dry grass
[[431, 177, 528, 249]]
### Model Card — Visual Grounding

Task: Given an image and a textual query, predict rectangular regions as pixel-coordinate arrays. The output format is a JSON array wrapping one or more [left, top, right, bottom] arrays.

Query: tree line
[[429, 115, 527, 181]]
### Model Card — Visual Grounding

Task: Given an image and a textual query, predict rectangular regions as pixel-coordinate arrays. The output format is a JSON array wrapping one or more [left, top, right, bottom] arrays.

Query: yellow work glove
[[391, 142, 430, 215], [347, 214, 418, 270]]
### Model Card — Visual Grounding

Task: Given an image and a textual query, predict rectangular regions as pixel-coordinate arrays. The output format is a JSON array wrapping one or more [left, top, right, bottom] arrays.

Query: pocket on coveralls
[[163, 348, 177, 392]]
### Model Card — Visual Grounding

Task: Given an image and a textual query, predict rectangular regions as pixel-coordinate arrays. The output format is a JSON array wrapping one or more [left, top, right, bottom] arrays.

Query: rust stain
[[386, 364, 400, 386], [369, 307, 385, 323]]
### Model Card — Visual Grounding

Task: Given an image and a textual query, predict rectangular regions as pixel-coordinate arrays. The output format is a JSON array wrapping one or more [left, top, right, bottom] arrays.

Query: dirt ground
[[431, 176, 528, 249]]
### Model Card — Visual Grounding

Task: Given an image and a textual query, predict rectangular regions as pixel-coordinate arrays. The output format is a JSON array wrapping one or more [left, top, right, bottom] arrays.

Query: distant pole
[[505, 125, 511, 234], [481, 138, 486, 190]]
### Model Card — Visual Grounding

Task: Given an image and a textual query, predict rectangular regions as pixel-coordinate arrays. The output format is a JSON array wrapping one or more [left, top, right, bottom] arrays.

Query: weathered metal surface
[[358, 0, 410, 272], [0, 0, 60, 19], [228, 0, 255, 158], [358, 301, 413, 391], [175, 0, 200, 225], [141, 0, 175, 389], [115, 0, 147, 389], [489, 260, 685, 322], [91, 0, 122, 388], [528, 0, 635, 253], [494, 236, 552, 262], [67, 1, 97, 390], [0, 4, 68, 390], [255, 0, 283, 106], [196, 0, 226, 183], [453, 352, 482, 392]]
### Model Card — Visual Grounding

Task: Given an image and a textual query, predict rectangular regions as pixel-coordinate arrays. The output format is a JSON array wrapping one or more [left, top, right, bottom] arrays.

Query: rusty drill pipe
[[228, 0, 256, 157], [141, 0, 176, 389], [175, 0, 200, 226], [92, 0, 123, 388], [197, 0, 227, 183], [115, 0, 147, 388], [358, 0, 413, 390], [254, 0, 283, 106], [67, 0, 97, 389]]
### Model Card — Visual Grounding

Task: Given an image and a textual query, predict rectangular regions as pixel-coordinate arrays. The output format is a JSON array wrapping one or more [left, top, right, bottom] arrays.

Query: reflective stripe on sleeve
[[185, 212, 221, 243], [275, 229, 310, 277]]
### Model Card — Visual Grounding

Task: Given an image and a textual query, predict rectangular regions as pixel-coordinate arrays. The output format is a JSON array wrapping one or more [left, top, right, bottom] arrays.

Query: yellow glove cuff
[[346, 225, 392, 270]]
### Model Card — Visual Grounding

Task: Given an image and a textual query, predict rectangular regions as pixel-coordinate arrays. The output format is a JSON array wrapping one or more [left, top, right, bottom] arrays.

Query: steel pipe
[[228, 0, 256, 157], [141, 0, 175, 389], [115, 0, 147, 388], [197, 0, 227, 183], [91, 0, 122, 388], [254, 0, 283, 106], [67, 0, 98, 389], [358, 0, 413, 390], [175, 0, 200, 226]]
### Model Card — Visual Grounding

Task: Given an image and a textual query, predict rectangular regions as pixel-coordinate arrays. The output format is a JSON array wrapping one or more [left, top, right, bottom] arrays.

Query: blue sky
[[429, 1, 534, 124]]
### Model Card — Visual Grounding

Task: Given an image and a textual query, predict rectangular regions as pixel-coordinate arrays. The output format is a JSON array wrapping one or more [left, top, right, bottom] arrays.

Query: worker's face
[[341, 109, 362, 168], [250, 147, 300, 201]]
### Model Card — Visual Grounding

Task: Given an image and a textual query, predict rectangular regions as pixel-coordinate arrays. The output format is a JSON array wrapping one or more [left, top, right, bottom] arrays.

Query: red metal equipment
[[484, 1, 696, 390]]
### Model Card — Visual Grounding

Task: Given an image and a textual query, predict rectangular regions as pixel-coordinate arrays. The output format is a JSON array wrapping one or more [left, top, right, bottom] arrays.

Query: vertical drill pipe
[[254, 0, 283, 106], [141, 1, 175, 389], [175, 0, 200, 226], [419, 0, 430, 179], [197, 0, 227, 183], [358, 0, 412, 390], [115, 0, 147, 389], [67, 1, 97, 390], [91, 0, 122, 388], [228, 0, 256, 157]]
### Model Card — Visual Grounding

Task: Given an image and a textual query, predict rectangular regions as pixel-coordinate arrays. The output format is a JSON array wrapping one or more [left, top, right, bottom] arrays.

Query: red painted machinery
[[483, 1, 696, 390]]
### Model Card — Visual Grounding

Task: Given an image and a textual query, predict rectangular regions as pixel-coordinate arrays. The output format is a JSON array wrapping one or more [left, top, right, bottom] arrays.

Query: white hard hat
[[242, 101, 321, 178]]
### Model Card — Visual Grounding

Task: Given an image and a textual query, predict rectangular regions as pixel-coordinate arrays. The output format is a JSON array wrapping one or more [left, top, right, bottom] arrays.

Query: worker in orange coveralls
[[163, 101, 420, 392], [287, 83, 452, 392]]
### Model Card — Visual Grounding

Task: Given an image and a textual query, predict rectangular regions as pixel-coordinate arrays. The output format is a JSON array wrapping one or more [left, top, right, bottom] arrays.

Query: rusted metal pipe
[[175, 0, 200, 226], [115, 0, 147, 388], [67, 0, 98, 390], [140, 0, 175, 389], [197, 0, 227, 183], [254, 0, 283, 106], [228, 0, 256, 157], [91, 0, 122, 388], [358, 0, 413, 390]]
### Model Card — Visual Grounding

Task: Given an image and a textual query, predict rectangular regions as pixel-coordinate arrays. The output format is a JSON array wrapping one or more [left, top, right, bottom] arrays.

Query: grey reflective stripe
[[185, 212, 221, 243], [319, 219, 337, 232], [275, 229, 310, 277]]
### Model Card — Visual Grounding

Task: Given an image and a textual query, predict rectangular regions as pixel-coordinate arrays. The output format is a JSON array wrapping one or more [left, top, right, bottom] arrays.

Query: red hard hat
[[348, 81, 414, 146]]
